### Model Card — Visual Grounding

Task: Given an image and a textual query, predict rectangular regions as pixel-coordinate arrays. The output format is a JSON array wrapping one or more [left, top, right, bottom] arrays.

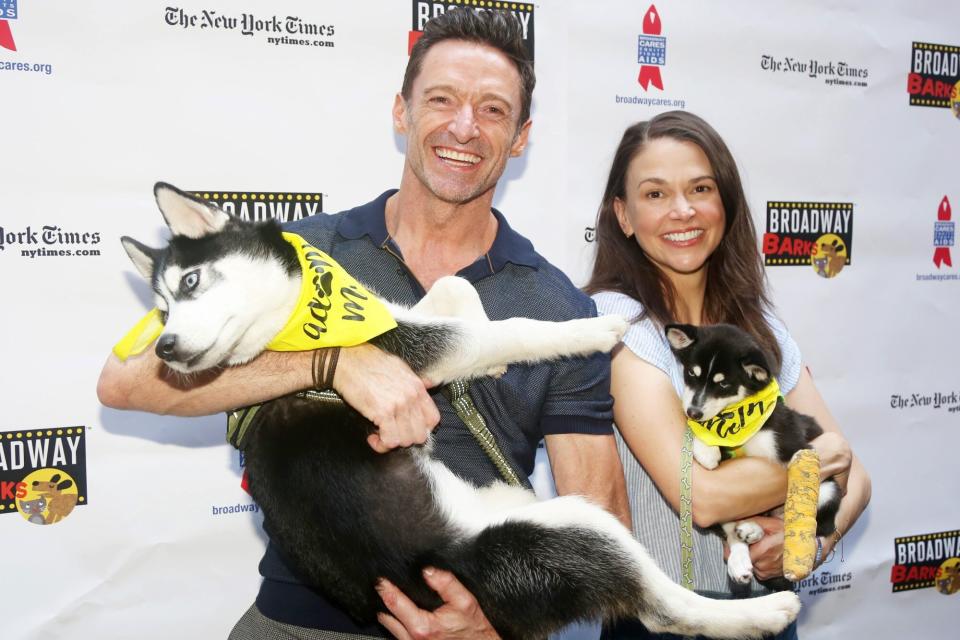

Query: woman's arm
[[783, 366, 871, 563], [611, 347, 853, 528]]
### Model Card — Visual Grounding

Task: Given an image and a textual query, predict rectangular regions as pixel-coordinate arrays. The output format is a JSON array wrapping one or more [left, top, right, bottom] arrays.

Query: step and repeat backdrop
[[1, 1, 957, 638]]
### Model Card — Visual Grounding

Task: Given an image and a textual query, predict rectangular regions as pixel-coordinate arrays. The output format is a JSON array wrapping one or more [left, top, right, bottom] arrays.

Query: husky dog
[[119, 183, 800, 639], [666, 323, 842, 586]]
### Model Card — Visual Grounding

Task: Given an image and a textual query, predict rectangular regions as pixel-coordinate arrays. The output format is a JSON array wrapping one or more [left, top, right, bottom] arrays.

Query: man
[[98, 9, 629, 640]]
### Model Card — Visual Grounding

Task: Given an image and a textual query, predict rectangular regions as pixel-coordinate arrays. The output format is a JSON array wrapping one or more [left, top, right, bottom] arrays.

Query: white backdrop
[[1, 1, 958, 638]]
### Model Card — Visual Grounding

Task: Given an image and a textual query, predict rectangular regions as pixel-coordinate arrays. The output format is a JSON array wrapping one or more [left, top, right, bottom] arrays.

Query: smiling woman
[[587, 111, 871, 640]]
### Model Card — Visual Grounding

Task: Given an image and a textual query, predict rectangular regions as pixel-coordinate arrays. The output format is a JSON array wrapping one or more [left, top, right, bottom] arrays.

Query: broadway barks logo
[[908, 41, 960, 119], [0, 427, 88, 526], [891, 529, 960, 595], [408, 0, 534, 60], [637, 5, 665, 91], [190, 190, 324, 223], [763, 202, 854, 278], [164, 7, 335, 49], [0, 0, 16, 51]]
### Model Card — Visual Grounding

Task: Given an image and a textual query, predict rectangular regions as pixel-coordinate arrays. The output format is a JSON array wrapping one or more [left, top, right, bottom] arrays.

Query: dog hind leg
[[438, 495, 799, 640]]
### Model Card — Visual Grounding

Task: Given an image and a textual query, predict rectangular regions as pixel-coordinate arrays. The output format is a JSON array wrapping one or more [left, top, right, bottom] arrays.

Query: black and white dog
[[119, 183, 800, 639], [666, 323, 842, 586]]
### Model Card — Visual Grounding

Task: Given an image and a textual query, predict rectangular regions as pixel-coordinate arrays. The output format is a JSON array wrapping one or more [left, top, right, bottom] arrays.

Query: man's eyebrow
[[422, 84, 514, 107]]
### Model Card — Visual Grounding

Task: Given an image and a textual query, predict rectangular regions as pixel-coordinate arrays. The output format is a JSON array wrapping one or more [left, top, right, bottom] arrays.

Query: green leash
[[680, 426, 695, 591]]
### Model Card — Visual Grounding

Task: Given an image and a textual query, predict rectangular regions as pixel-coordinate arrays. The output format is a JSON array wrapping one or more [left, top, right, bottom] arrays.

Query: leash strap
[[679, 425, 696, 591], [226, 390, 344, 450], [442, 380, 524, 487]]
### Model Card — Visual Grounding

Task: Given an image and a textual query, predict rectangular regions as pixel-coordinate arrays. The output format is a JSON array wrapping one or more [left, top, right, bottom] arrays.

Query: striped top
[[592, 290, 802, 596]]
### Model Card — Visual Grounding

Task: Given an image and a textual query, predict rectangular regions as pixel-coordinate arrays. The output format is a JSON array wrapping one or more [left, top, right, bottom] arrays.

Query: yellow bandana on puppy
[[686, 379, 782, 448], [113, 232, 397, 361]]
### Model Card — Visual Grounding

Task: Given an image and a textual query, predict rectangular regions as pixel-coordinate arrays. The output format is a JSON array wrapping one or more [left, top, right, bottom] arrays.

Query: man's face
[[394, 40, 531, 205]]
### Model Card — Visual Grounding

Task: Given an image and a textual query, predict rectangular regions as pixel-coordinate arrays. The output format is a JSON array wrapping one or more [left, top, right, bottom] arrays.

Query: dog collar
[[112, 232, 397, 361], [686, 379, 782, 448]]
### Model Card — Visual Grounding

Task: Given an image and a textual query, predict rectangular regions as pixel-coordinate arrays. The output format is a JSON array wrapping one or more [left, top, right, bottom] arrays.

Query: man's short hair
[[402, 9, 536, 126]]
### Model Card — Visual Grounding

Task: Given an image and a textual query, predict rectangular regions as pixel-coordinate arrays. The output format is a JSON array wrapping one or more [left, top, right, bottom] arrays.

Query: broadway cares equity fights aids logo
[[908, 41, 960, 121], [916, 195, 957, 282], [1, 427, 88, 526], [763, 201, 854, 279], [0, 0, 17, 51], [408, 0, 534, 59], [891, 529, 960, 595], [614, 6, 685, 111]]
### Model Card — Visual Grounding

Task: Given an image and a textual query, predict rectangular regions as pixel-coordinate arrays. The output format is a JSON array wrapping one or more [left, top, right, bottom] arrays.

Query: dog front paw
[[485, 364, 508, 378], [693, 439, 721, 470], [736, 521, 765, 544], [727, 545, 755, 585]]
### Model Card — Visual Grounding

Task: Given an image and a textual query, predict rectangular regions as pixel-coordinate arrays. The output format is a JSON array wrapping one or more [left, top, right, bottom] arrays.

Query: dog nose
[[686, 407, 703, 420], [156, 334, 178, 361]]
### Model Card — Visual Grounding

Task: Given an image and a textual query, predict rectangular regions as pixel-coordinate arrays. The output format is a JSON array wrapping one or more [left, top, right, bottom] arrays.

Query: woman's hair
[[585, 111, 782, 369]]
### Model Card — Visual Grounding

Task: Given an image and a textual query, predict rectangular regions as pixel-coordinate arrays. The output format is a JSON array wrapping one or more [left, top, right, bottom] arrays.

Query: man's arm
[[545, 432, 631, 529], [96, 343, 441, 446]]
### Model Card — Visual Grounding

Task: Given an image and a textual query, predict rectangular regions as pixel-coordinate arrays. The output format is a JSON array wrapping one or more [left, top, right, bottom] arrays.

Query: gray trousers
[[228, 604, 383, 640]]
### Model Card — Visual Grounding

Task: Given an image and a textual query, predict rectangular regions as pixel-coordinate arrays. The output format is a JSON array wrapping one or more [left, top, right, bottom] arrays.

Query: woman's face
[[614, 137, 726, 280]]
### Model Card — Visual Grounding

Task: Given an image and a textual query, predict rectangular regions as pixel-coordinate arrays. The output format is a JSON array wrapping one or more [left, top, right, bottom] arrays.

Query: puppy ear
[[121, 236, 161, 280], [665, 324, 697, 351], [154, 182, 230, 238], [741, 351, 770, 383]]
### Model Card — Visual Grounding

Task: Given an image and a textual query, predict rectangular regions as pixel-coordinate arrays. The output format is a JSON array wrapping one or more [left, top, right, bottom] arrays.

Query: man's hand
[[375, 568, 500, 640], [332, 343, 440, 453], [723, 516, 786, 581]]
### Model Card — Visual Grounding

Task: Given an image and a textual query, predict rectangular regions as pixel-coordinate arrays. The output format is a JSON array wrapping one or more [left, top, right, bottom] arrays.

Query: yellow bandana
[[112, 232, 397, 361], [686, 379, 781, 448]]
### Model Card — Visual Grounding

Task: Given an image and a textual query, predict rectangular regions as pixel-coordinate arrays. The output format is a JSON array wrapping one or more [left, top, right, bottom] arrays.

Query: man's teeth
[[664, 229, 703, 242], [436, 148, 481, 164]]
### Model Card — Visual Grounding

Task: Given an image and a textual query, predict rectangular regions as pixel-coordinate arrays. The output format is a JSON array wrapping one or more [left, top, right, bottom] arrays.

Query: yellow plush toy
[[782, 449, 821, 581]]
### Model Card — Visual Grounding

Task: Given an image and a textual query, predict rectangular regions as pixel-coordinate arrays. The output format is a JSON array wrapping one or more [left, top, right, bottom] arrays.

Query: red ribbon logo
[[637, 5, 663, 91], [0, 20, 15, 51], [934, 196, 953, 268]]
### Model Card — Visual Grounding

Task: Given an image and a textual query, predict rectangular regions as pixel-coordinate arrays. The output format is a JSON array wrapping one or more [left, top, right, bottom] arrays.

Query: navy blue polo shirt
[[254, 190, 614, 633]]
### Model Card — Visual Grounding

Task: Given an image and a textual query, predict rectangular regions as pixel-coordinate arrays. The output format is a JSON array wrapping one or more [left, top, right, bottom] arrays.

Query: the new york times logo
[[191, 190, 324, 223], [0, 225, 102, 258], [164, 7, 335, 48], [409, 1, 534, 60]]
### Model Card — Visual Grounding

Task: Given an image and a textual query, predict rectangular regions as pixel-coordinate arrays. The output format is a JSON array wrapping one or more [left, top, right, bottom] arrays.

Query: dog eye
[[685, 368, 697, 378], [181, 270, 200, 292], [717, 381, 731, 389]]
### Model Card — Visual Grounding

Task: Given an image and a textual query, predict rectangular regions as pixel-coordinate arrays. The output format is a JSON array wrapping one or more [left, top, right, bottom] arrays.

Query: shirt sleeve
[[766, 312, 803, 394], [592, 290, 679, 382], [539, 297, 614, 436]]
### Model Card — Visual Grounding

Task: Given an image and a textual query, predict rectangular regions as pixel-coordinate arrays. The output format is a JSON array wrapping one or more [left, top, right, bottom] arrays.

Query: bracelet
[[324, 346, 340, 390], [814, 536, 823, 567], [312, 349, 329, 390]]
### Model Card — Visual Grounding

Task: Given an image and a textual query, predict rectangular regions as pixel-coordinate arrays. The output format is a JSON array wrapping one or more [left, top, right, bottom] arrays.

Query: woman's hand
[[723, 516, 786, 581], [809, 431, 852, 495]]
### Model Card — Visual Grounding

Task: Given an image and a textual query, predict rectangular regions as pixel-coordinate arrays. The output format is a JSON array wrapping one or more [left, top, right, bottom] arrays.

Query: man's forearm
[[97, 349, 313, 416]]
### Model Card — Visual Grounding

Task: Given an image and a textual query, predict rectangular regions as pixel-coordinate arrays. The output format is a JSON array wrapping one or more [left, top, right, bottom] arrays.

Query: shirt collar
[[337, 189, 540, 273]]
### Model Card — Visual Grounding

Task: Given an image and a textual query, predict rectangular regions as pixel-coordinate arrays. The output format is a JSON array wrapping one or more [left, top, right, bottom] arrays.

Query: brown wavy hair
[[584, 111, 782, 369]]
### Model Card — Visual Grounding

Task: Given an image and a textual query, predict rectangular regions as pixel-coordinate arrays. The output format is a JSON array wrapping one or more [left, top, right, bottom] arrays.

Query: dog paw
[[727, 546, 755, 585], [736, 521, 765, 544], [693, 439, 721, 470], [568, 315, 627, 354], [486, 364, 508, 378]]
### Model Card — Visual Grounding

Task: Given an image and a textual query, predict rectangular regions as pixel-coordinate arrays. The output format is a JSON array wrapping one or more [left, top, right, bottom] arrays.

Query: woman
[[587, 111, 871, 639]]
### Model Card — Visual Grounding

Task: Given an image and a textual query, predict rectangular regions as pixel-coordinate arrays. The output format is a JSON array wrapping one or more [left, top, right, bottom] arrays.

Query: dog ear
[[154, 182, 230, 239], [121, 236, 161, 280], [741, 351, 770, 383], [665, 324, 697, 351]]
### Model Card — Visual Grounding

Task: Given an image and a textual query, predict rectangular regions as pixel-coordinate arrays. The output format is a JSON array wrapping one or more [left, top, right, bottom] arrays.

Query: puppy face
[[665, 324, 772, 421], [121, 184, 300, 373]]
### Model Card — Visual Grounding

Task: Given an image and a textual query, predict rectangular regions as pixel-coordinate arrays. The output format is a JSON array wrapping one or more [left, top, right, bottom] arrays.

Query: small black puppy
[[666, 323, 841, 586]]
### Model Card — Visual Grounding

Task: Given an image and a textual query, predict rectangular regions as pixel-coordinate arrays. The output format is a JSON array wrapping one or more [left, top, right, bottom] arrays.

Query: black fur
[[666, 323, 840, 538]]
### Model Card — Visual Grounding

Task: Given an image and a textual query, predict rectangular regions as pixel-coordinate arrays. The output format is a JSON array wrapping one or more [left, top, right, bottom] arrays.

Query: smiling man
[[98, 9, 628, 640]]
